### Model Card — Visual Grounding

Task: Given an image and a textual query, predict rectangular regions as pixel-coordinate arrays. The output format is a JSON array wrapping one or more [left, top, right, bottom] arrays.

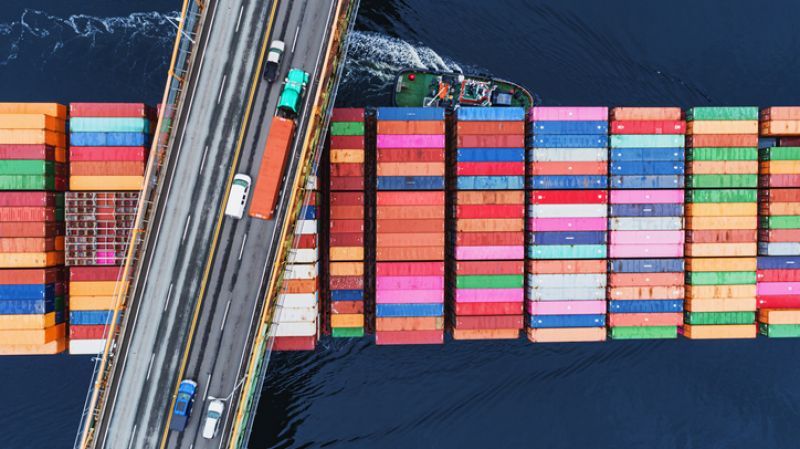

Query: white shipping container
[[526, 273, 607, 288], [287, 248, 319, 264], [284, 263, 318, 280], [305, 175, 318, 190], [527, 204, 607, 218], [274, 305, 318, 323], [530, 148, 608, 162], [759, 242, 800, 256], [274, 320, 317, 337], [526, 287, 607, 301], [68, 339, 105, 355], [277, 292, 317, 308], [609, 217, 683, 231], [295, 219, 317, 235]]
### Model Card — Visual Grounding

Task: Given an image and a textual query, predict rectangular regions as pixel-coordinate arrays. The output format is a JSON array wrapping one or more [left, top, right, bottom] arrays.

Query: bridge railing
[[227, 0, 362, 447], [73, 1, 206, 448]]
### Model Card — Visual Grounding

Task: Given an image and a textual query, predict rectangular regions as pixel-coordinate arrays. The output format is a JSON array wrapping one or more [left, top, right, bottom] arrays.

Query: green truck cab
[[277, 68, 310, 117]]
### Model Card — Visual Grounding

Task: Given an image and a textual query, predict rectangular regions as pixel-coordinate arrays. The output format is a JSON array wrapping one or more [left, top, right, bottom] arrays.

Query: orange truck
[[249, 116, 296, 220]]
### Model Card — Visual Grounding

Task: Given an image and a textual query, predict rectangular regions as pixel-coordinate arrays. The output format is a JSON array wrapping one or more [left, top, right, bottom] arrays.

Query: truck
[[277, 68, 310, 117], [169, 379, 198, 432]]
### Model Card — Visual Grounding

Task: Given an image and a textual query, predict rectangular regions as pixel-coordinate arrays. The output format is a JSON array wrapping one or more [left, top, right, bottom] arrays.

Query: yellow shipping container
[[453, 328, 520, 340], [527, 327, 606, 343], [762, 160, 800, 175], [761, 120, 800, 136], [685, 298, 757, 312], [0, 323, 64, 345], [457, 218, 524, 232], [69, 281, 122, 296], [0, 103, 67, 118], [686, 257, 757, 272], [685, 242, 757, 258], [0, 251, 63, 268], [688, 160, 758, 175], [329, 261, 363, 276], [686, 284, 757, 300], [0, 129, 67, 147], [686, 120, 759, 134], [759, 309, 800, 324], [0, 338, 65, 355], [685, 203, 757, 217], [70, 176, 144, 191], [683, 324, 756, 339], [0, 114, 65, 131], [69, 295, 117, 311], [329, 247, 364, 261], [330, 313, 364, 328], [685, 216, 757, 230], [762, 202, 800, 215], [330, 149, 364, 163], [0, 312, 56, 330]]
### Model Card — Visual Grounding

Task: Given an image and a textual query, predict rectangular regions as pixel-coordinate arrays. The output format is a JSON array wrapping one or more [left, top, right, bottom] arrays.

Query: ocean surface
[[1, 0, 800, 448]]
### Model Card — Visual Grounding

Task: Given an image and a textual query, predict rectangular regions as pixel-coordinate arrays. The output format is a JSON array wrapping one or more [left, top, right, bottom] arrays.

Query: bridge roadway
[[91, 0, 337, 448]]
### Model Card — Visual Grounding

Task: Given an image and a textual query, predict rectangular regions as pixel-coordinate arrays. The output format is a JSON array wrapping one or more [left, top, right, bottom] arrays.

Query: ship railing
[[227, 0, 361, 447], [73, 1, 205, 448]]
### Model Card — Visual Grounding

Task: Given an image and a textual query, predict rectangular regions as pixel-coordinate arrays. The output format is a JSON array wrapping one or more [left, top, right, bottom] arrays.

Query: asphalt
[[88, 0, 337, 448]]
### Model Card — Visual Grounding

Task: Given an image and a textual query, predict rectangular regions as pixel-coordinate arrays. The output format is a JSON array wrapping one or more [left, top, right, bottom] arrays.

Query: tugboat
[[393, 69, 534, 110]]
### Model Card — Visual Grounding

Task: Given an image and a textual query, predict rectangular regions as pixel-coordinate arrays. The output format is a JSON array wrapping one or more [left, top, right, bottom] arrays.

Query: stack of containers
[[449, 107, 525, 340], [65, 192, 138, 265], [273, 186, 319, 351], [756, 107, 800, 336], [374, 107, 445, 345], [0, 103, 67, 355], [68, 266, 120, 353], [527, 107, 609, 343], [328, 108, 366, 338], [684, 107, 759, 339], [607, 107, 686, 339], [69, 103, 151, 191]]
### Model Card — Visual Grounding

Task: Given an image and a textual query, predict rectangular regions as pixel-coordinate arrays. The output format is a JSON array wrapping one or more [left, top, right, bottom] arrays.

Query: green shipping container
[[69, 117, 150, 133], [0, 175, 57, 190], [55, 208, 64, 222], [685, 311, 755, 325], [686, 189, 756, 203], [686, 107, 758, 121], [330, 122, 365, 136], [759, 323, 800, 338], [0, 160, 57, 176], [687, 147, 758, 161], [761, 216, 800, 230], [610, 134, 685, 148], [456, 274, 523, 289], [686, 174, 757, 189], [528, 245, 607, 260], [332, 327, 364, 338], [760, 147, 800, 161], [55, 192, 64, 208], [54, 296, 65, 312], [609, 326, 677, 340], [687, 271, 756, 285]]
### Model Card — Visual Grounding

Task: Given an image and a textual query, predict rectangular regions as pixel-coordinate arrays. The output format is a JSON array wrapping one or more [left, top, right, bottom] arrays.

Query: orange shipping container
[[330, 149, 364, 163], [761, 120, 800, 136], [330, 314, 365, 328], [377, 233, 444, 248], [0, 114, 65, 131], [760, 161, 800, 175], [376, 316, 443, 331], [456, 190, 524, 205], [329, 247, 364, 261], [527, 259, 606, 274], [69, 296, 117, 311], [610, 107, 682, 120], [0, 237, 61, 252], [0, 103, 67, 118], [329, 262, 363, 276], [452, 328, 519, 340], [329, 205, 364, 220], [70, 176, 143, 191], [761, 107, 800, 120], [0, 129, 66, 147], [682, 324, 756, 339], [376, 191, 444, 205], [685, 298, 756, 312], [376, 162, 445, 176], [760, 202, 800, 215], [685, 217, 757, 230], [282, 279, 318, 294], [0, 312, 57, 330], [376, 246, 444, 261], [686, 229, 757, 244], [686, 203, 756, 217], [69, 281, 121, 296], [377, 120, 444, 135], [250, 117, 295, 220], [687, 161, 758, 175], [685, 243, 757, 258], [377, 205, 444, 220], [69, 161, 144, 176], [608, 286, 684, 300], [686, 120, 758, 134], [687, 134, 758, 147], [609, 272, 684, 287], [456, 121, 525, 135], [0, 268, 61, 285], [0, 252, 63, 268], [759, 309, 800, 324], [0, 323, 64, 345], [377, 219, 444, 233], [0, 338, 65, 355], [527, 327, 606, 343], [686, 257, 756, 272], [686, 285, 757, 300], [457, 218, 523, 232]]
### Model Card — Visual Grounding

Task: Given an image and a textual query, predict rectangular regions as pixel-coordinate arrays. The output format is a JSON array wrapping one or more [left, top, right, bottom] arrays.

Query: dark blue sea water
[[2, 1, 800, 448]]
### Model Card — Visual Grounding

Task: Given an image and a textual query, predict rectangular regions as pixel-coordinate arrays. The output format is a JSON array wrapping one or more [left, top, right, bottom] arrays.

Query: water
[[1, 0, 800, 448]]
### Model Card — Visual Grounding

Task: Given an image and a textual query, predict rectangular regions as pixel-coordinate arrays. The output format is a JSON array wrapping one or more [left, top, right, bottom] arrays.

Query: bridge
[[73, 0, 359, 448]]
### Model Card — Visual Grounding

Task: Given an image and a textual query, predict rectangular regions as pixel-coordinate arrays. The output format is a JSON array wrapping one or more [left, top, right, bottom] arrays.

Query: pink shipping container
[[69, 102, 150, 117], [609, 230, 685, 245], [455, 289, 524, 302], [69, 266, 121, 281], [376, 261, 444, 276], [610, 189, 684, 204], [375, 289, 444, 303], [375, 276, 444, 290], [756, 282, 800, 295], [0, 192, 59, 207], [609, 244, 684, 258], [69, 147, 146, 161], [376, 134, 445, 149], [527, 300, 607, 315], [376, 191, 444, 205], [530, 106, 609, 122], [528, 218, 608, 232], [455, 246, 525, 260]]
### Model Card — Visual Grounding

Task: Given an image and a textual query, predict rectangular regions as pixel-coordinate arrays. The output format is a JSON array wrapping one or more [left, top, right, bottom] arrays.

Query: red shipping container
[[330, 135, 364, 149], [329, 192, 363, 205], [0, 145, 59, 161], [780, 137, 800, 146], [455, 231, 524, 246], [757, 269, 800, 282], [610, 107, 682, 121], [376, 191, 444, 206], [69, 147, 146, 161], [757, 295, 800, 308], [608, 313, 682, 327], [376, 261, 444, 276], [455, 260, 524, 275], [70, 266, 121, 281], [375, 330, 443, 345], [0, 207, 57, 222], [0, 192, 59, 207], [527, 259, 606, 274], [328, 276, 364, 289], [70, 102, 150, 117], [759, 188, 800, 202], [454, 315, 524, 330], [331, 301, 363, 314], [609, 120, 686, 134], [69, 324, 110, 340], [272, 336, 316, 351], [528, 190, 608, 204], [70, 161, 144, 176], [330, 163, 364, 177], [529, 161, 607, 176], [331, 108, 364, 122], [376, 219, 444, 233], [686, 229, 757, 243], [760, 229, 800, 243], [329, 232, 364, 246], [457, 134, 524, 148], [377, 121, 445, 135], [454, 302, 523, 316], [609, 272, 684, 287], [294, 234, 317, 249], [457, 121, 525, 135], [759, 174, 800, 188], [329, 176, 364, 191], [456, 204, 524, 219], [376, 247, 444, 261], [329, 220, 364, 233], [330, 205, 364, 220], [0, 268, 62, 284], [456, 162, 525, 176], [377, 148, 445, 163], [687, 134, 758, 147], [0, 222, 60, 238]]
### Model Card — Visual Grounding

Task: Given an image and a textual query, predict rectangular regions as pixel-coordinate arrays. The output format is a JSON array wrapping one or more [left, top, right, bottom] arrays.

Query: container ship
[[393, 69, 534, 110]]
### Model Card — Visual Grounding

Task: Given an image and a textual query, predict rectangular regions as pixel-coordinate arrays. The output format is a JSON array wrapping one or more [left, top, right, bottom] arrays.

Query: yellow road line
[[157, 1, 280, 447]]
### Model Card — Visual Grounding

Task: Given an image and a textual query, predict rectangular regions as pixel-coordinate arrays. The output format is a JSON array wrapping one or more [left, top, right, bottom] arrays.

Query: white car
[[263, 40, 285, 82], [201, 399, 225, 439], [225, 174, 251, 219]]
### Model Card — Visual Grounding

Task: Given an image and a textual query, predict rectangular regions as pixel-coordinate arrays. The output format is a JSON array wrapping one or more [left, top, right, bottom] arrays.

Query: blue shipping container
[[529, 175, 608, 190], [70, 132, 148, 147], [377, 176, 444, 190], [611, 147, 685, 162], [529, 314, 606, 328], [330, 289, 364, 301], [377, 107, 445, 121], [301, 205, 316, 219], [529, 231, 607, 245], [70, 310, 115, 325], [0, 283, 55, 300], [457, 176, 524, 190], [376, 303, 444, 317], [532, 135, 608, 148], [532, 120, 608, 135], [757, 256, 800, 270], [609, 258, 684, 273], [457, 148, 525, 162], [608, 300, 683, 314], [611, 161, 685, 176], [609, 203, 684, 218], [610, 175, 684, 189], [0, 298, 55, 315], [457, 107, 525, 121]]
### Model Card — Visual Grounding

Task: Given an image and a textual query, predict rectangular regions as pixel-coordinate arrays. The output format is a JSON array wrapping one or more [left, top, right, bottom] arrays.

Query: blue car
[[169, 379, 198, 431]]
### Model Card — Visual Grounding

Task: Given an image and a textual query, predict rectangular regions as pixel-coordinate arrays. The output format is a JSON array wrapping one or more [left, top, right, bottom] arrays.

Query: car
[[169, 379, 198, 432], [277, 68, 310, 116], [263, 40, 285, 82], [225, 174, 252, 219], [201, 399, 225, 439]]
